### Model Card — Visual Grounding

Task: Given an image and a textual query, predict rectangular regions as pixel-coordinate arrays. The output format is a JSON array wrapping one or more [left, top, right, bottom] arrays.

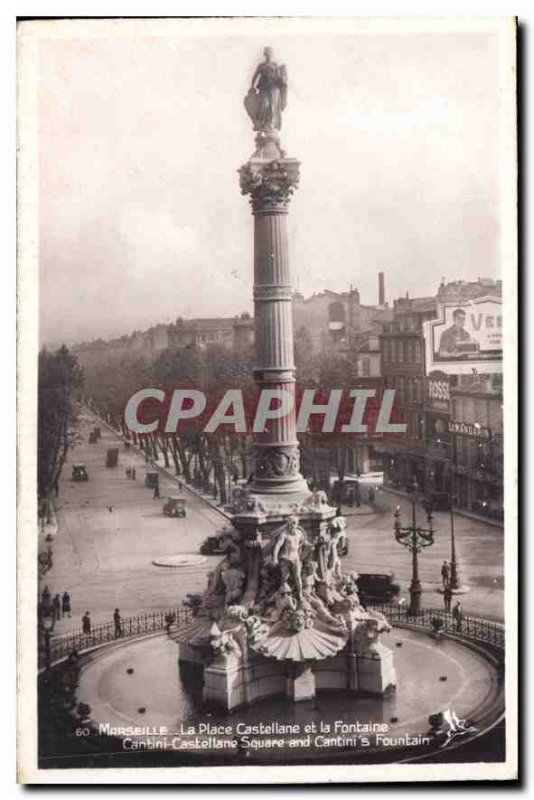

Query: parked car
[[106, 448, 119, 468], [332, 478, 361, 505], [163, 496, 186, 518], [424, 491, 450, 512], [356, 573, 399, 605], [144, 471, 159, 489], [200, 532, 233, 556], [72, 464, 88, 481]]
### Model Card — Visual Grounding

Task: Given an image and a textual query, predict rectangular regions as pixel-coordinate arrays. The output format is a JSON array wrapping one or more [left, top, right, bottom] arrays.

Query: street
[[341, 490, 504, 620], [41, 413, 504, 636], [42, 412, 226, 633]]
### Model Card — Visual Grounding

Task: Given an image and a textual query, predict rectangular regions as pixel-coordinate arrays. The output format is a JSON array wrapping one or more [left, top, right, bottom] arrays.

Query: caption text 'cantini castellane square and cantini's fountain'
[[59, 49, 504, 766]]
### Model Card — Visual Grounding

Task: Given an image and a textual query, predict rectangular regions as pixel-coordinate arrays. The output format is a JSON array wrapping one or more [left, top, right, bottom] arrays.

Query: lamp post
[[40, 611, 56, 672], [446, 433, 469, 595], [394, 477, 434, 615]]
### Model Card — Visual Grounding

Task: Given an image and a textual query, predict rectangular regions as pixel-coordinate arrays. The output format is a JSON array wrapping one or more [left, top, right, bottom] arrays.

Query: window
[[361, 357, 370, 376], [328, 302, 345, 322]]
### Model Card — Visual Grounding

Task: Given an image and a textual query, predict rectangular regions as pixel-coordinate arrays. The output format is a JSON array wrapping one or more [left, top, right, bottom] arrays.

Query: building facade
[[379, 281, 503, 521]]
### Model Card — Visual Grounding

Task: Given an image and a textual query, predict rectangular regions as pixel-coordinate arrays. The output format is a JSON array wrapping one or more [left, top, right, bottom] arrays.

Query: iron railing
[[370, 604, 504, 650], [39, 603, 503, 670], [39, 607, 193, 669]]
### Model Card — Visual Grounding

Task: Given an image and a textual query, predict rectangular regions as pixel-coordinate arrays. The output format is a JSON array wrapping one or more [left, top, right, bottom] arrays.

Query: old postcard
[[17, 16, 518, 783]]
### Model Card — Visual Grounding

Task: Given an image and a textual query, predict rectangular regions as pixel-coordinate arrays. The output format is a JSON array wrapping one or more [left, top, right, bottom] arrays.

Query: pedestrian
[[108, 506, 113, 513], [452, 601, 463, 632], [41, 585, 51, 610], [368, 488, 375, 504], [443, 583, 453, 613], [113, 608, 122, 637], [52, 593, 61, 622], [62, 591, 71, 618], [82, 611, 91, 635], [154, 483, 160, 500], [125, 467, 130, 479], [132, 468, 136, 480], [164, 611, 176, 633], [441, 560, 450, 587]]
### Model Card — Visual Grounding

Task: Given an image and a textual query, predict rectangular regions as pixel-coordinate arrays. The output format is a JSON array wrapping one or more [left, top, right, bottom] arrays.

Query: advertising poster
[[423, 296, 503, 376]]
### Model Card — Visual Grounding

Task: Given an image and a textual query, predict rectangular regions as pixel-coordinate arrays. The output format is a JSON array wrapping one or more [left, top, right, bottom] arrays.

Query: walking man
[[113, 608, 122, 637], [132, 467, 136, 480], [41, 585, 51, 611], [452, 601, 463, 632], [52, 593, 61, 622], [61, 591, 71, 618], [153, 482, 160, 500], [443, 582, 453, 613], [441, 560, 450, 588], [82, 611, 91, 635]]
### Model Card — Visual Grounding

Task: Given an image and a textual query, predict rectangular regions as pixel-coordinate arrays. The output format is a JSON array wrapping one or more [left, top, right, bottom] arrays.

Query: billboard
[[425, 411, 451, 446], [423, 295, 502, 375], [424, 373, 451, 414]]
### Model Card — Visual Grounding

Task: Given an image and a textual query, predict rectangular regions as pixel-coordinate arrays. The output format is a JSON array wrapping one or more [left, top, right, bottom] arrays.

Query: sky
[[35, 19, 505, 346]]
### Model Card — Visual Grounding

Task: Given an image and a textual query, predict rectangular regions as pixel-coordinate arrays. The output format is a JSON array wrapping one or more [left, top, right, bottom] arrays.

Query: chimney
[[378, 272, 385, 306]]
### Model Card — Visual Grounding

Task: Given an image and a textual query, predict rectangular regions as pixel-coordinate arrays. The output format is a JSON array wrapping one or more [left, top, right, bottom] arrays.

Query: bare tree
[[38, 346, 84, 498]]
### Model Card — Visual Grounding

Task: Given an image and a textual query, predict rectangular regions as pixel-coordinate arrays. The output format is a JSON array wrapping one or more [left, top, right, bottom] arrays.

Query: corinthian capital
[[239, 158, 300, 212]]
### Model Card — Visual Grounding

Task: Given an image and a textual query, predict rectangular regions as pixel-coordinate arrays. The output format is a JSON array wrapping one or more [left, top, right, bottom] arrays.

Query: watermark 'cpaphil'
[[123, 381, 407, 441]]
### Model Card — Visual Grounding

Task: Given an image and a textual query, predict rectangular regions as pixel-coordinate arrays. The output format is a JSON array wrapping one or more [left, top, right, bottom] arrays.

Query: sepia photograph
[[16, 14, 517, 784]]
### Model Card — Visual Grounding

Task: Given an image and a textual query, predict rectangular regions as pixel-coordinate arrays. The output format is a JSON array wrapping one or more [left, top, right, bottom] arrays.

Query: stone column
[[239, 133, 308, 497]]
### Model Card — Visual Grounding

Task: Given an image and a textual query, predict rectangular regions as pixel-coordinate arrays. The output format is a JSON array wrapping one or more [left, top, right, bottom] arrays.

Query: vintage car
[[72, 464, 88, 481], [423, 491, 450, 512], [200, 531, 233, 556], [105, 448, 119, 468], [145, 471, 160, 489], [331, 477, 361, 505], [356, 572, 400, 605], [163, 496, 186, 518]]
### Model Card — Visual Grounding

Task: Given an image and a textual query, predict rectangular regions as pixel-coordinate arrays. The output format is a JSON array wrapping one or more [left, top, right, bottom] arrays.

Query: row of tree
[[81, 335, 367, 499], [36, 335, 369, 509]]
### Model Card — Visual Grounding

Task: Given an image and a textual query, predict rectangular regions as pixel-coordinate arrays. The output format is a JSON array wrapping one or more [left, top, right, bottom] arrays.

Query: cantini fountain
[[171, 47, 396, 709]]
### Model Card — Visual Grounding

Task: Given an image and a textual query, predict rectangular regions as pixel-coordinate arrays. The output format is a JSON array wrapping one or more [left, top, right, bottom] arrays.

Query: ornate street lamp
[[40, 611, 56, 672], [394, 477, 434, 615], [445, 434, 469, 595]]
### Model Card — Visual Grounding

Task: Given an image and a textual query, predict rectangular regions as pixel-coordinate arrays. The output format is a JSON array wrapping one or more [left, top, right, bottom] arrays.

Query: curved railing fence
[[39, 607, 193, 669], [39, 604, 504, 670], [370, 604, 504, 650]]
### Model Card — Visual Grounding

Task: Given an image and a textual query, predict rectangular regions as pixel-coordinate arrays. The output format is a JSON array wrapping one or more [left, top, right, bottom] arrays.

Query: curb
[[381, 486, 504, 529]]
